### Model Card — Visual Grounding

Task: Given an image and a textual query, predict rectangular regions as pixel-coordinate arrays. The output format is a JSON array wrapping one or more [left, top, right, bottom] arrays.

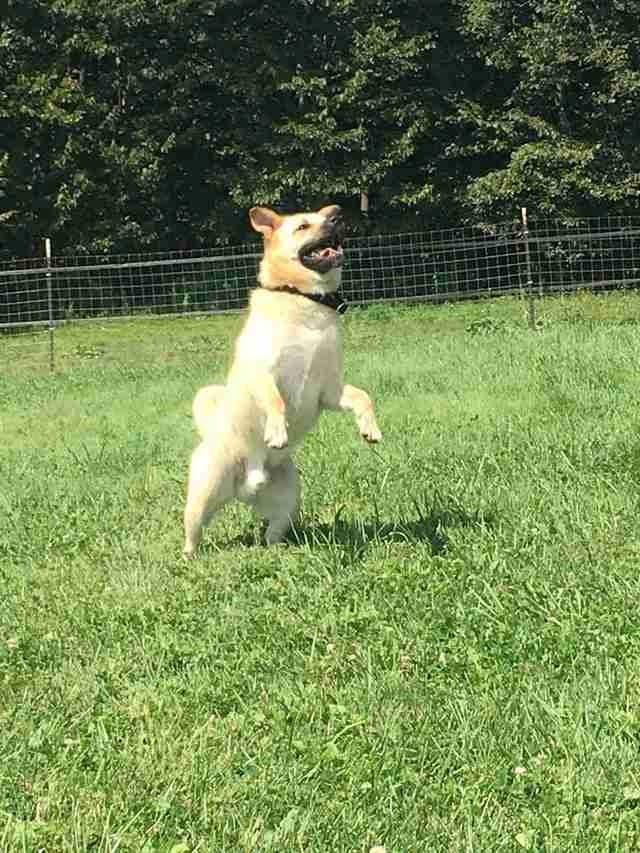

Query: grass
[[2, 291, 640, 851]]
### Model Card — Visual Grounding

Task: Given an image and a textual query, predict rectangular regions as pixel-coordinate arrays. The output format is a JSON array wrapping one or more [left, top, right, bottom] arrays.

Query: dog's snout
[[325, 208, 344, 243], [321, 204, 342, 227]]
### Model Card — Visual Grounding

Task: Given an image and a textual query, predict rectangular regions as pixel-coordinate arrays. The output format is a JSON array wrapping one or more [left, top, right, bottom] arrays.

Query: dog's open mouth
[[300, 237, 344, 273]]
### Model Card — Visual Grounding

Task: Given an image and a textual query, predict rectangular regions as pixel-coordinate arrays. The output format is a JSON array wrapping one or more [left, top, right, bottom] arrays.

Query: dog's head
[[249, 204, 344, 293]]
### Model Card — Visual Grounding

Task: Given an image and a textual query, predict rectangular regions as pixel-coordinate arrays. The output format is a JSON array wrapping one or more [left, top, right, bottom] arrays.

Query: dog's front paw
[[264, 415, 288, 449], [358, 413, 382, 444]]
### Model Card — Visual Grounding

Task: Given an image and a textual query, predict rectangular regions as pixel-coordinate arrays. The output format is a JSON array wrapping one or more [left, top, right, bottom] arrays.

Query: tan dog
[[183, 204, 382, 557]]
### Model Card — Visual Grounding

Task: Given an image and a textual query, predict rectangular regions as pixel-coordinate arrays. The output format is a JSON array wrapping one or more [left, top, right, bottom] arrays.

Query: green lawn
[[2, 292, 640, 851]]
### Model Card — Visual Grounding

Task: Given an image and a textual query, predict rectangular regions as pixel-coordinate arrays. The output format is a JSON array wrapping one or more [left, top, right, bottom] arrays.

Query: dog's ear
[[249, 206, 282, 239], [318, 204, 342, 221]]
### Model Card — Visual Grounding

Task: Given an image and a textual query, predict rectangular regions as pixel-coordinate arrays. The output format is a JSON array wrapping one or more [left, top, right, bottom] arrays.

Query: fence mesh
[[527, 216, 640, 293], [2, 215, 640, 374]]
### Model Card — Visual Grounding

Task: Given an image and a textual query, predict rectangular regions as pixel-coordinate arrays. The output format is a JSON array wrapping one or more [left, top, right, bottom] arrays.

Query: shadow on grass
[[294, 501, 494, 556], [225, 495, 495, 560]]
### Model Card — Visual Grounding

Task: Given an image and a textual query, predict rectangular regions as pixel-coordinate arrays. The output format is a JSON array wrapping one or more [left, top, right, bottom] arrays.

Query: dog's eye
[[296, 222, 311, 232]]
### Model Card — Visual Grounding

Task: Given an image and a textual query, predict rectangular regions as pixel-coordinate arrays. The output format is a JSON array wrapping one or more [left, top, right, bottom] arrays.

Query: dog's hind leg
[[183, 441, 235, 558], [251, 457, 300, 545]]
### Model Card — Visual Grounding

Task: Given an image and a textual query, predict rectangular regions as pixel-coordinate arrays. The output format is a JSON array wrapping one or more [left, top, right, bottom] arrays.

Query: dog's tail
[[192, 384, 225, 438]]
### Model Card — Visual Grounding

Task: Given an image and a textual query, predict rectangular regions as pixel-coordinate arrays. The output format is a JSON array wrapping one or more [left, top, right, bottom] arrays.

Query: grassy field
[[2, 292, 640, 851]]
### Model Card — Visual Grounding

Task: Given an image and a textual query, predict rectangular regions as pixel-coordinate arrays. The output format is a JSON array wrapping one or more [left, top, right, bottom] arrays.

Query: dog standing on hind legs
[[183, 203, 382, 557]]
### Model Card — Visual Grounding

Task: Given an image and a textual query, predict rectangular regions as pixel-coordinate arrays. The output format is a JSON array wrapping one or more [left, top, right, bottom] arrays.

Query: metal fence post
[[45, 237, 55, 371], [520, 207, 536, 330]]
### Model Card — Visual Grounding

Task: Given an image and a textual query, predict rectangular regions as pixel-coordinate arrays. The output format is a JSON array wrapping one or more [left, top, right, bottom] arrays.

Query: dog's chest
[[276, 327, 337, 408], [237, 315, 339, 408]]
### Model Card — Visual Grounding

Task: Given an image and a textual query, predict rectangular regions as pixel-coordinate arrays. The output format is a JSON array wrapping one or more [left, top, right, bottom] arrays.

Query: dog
[[183, 203, 382, 557]]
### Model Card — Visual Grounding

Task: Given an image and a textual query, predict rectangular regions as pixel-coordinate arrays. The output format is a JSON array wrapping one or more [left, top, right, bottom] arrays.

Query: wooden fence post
[[521, 208, 536, 330]]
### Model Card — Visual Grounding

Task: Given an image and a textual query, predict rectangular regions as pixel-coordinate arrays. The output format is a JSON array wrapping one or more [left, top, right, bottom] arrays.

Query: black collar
[[270, 285, 348, 314]]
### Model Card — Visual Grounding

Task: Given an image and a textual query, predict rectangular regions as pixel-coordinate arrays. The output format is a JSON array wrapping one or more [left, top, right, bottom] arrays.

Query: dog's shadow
[[228, 498, 495, 560]]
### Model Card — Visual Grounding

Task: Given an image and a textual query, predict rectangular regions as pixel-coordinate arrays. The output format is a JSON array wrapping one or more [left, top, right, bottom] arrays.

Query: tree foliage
[[1, 0, 639, 257], [460, 0, 640, 218]]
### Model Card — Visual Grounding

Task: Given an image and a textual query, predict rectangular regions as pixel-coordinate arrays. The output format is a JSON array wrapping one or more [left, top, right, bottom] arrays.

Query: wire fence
[[2, 212, 640, 373]]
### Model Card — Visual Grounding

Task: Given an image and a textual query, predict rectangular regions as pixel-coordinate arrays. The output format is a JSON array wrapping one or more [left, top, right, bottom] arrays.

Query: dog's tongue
[[314, 247, 338, 259]]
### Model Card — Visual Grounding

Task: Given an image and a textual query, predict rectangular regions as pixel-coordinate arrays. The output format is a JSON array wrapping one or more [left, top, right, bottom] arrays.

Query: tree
[[2, 0, 640, 260], [459, 0, 640, 220], [1, 0, 267, 256], [225, 0, 471, 231]]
